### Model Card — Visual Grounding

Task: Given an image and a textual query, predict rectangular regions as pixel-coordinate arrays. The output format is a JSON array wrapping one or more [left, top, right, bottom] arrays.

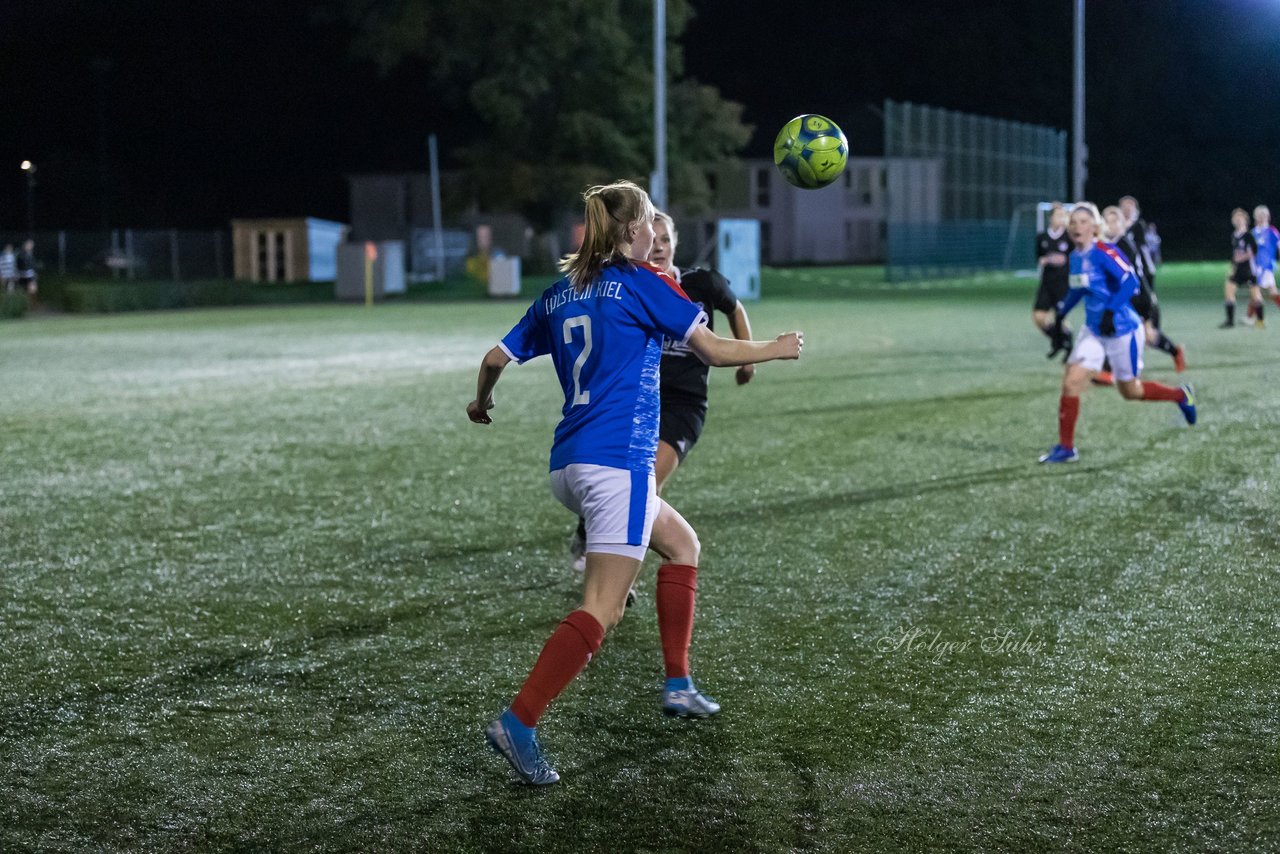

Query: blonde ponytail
[[560, 180, 655, 290]]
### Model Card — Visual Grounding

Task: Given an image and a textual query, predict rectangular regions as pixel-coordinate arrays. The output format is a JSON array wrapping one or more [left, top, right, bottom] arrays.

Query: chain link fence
[[0, 229, 230, 281], [884, 100, 1067, 281]]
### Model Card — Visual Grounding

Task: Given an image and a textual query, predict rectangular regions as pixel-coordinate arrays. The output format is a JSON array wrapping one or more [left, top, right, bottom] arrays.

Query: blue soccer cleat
[[661, 678, 721, 719], [485, 710, 560, 785], [1038, 444, 1079, 464], [1177, 384, 1197, 425]]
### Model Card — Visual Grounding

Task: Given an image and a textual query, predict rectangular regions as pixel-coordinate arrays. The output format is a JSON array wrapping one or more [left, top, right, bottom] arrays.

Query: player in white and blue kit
[[1249, 205, 1280, 325], [468, 181, 803, 784], [1040, 203, 1196, 464]]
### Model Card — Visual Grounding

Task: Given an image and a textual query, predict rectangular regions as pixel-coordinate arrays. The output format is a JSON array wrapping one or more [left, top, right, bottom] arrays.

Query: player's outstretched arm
[[467, 346, 511, 424], [686, 324, 802, 367], [727, 301, 757, 384]]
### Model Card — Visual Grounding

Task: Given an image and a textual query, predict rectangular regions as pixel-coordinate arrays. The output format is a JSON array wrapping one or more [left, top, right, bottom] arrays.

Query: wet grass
[[1, 263, 1277, 851]]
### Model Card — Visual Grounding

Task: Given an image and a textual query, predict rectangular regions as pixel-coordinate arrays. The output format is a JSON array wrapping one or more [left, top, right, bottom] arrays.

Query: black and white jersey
[[1125, 218, 1157, 288], [1232, 228, 1257, 263], [660, 267, 739, 405], [1036, 229, 1071, 289], [1231, 229, 1257, 284]]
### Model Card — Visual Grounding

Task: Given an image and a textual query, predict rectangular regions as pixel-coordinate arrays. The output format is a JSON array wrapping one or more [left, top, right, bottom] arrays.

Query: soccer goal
[[1002, 201, 1076, 273]]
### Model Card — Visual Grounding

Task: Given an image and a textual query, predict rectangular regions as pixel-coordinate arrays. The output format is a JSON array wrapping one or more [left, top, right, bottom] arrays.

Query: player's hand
[[735, 364, 755, 385], [774, 331, 803, 360], [1099, 309, 1116, 336], [466, 397, 494, 424]]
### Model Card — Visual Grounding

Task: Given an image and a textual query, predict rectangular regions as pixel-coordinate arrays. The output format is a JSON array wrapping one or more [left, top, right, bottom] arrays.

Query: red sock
[[510, 609, 604, 727], [656, 563, 698, 679], [1058, 395, 1080, 449], [1140, 381, 1185, 403], [1273, 294, 1280, 309]]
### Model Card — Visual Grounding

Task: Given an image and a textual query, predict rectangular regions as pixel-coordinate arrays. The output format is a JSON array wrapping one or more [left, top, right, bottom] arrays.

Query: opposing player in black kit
[[1222, 207, 1257, 327], [1104, 205, 1186, 373], [569, 211, 757, 575], [1034, 204, 1074, 360]]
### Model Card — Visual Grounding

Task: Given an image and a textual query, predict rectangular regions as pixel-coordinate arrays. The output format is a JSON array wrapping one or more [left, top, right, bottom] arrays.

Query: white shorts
[[1068, 324, 1144, 382], [550, 464, 658, 561], [1259, 268, 1276, 290]]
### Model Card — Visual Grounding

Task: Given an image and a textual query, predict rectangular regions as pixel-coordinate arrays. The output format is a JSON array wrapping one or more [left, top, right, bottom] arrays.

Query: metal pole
[[25, 169, 36, 239], [1072, 0, 1086, 200], [651, 0, 667, 209], [428, 133, 445, 282]]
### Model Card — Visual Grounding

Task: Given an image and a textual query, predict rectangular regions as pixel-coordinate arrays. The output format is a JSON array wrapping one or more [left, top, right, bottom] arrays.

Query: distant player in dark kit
[[1119, 196, 1159, 293], [1222, 208, 1257, 328], [1034, 203, 1074, 360], [1104, 205, 1185, 372]]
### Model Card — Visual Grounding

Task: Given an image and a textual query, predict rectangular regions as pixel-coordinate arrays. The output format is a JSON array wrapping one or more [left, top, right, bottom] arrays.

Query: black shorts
[[1229, 263, 1256, 286], [659, 398, 707, 463], [1034, 277, 1069, 312]]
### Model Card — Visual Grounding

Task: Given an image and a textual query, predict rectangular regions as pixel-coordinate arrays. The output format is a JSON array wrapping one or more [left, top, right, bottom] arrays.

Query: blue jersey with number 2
[[499, 261, 707, 474]]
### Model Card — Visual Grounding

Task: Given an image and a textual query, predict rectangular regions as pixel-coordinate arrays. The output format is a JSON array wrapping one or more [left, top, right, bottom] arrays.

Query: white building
[[677, 157, 942, 265]]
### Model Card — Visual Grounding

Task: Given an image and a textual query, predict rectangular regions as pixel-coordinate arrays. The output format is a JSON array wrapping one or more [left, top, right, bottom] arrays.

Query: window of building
[[273, 231, 288, 281], [759, 220, 772, 263]]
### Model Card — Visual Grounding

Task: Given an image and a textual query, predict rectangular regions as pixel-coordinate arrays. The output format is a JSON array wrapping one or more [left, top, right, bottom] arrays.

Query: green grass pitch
[[2, 263, 1277, 851]]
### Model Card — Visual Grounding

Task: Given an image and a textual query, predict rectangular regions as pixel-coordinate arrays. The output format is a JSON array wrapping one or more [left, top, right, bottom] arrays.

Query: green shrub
[[1, 291, 28, 319], [56, 279, 336, 313]]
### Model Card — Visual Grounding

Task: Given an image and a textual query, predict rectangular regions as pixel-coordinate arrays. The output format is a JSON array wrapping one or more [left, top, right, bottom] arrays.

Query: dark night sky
[[4, 0, 1280, 256]]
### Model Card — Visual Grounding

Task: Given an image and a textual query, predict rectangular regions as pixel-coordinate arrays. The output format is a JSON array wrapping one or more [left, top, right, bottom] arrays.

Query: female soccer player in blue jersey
[[568, 210, 758, 575], [1039, 203, 1197, 464], [1248, 205, 1280, 324], [467, 180, 803, 784]]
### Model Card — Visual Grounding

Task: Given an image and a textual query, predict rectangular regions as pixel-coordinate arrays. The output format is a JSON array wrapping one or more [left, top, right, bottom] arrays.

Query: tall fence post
[[58, 230, 67, 275], [125, 229, 135, 280]]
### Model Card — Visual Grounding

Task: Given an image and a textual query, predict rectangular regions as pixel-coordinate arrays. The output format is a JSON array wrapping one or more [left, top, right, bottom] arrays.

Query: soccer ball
[[773, 114, 849, 189]]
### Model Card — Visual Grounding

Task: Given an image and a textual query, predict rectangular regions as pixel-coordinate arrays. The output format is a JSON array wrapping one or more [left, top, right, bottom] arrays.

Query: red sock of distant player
[[1273, 293, 1280, 309], [1058, 395, 1080, 448], [1140, 382, 1185, 403], [656, 563, 698, 678], [510, 609, 604, 727]]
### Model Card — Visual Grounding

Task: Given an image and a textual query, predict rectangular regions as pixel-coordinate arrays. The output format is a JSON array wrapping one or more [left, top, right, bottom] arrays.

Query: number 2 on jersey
[[562, 315, 593, 405]]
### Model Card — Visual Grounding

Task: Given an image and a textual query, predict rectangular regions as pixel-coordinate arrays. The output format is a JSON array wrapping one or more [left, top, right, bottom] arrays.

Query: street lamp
[[20, 160, 36, 238]]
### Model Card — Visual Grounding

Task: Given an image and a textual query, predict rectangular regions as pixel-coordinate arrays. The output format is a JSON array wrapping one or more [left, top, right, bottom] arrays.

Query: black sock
[[1155, 332, 1178, 356], [1260, 303, 1266, 322], [1225, 302, 1235, 324]]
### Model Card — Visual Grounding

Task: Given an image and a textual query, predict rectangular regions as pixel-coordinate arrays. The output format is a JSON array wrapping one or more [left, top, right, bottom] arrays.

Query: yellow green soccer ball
[[773, 114, 849, 189]]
